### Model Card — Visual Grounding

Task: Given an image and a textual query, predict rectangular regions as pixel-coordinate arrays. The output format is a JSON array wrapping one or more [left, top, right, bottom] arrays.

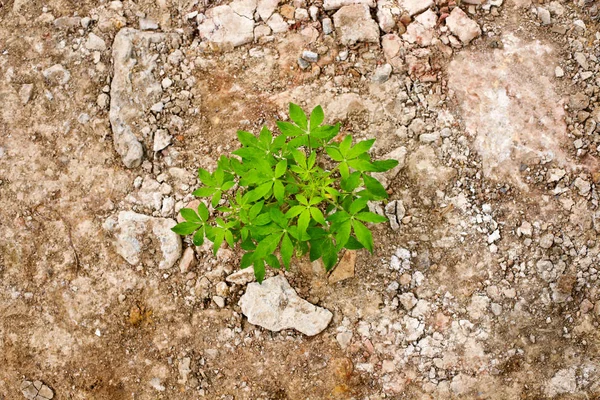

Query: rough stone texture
[[545, 368, 577, 397], [448, 34, 568, 186], [239, 275, 333, 336], [333, 4, 380, 45], [399, 0, 433, 16], [328, 250, 356, 283], [110, 28, 179, 168], [402, 9, 436, 46], [21, 380, 54, 400], [323, 0, 375, 11], [42, 64, 70, 85], [446, 7, 481, 44], [104, 211, 182, 270], [406, 146, 455, 188], [198, 1, 256, 48], [257, 0, 279, 21]]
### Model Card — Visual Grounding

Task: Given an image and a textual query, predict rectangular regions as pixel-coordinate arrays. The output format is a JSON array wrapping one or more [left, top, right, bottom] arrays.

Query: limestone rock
[[239, 275, 333, 336], [104, 211, 182, 270], [446, 7, 481, 44], [333, 4, 380, 45], [324, 0, 375, 11], [399, 0, 433, 16], [328, 250, 356, 284], [198, 1, 256, 47]]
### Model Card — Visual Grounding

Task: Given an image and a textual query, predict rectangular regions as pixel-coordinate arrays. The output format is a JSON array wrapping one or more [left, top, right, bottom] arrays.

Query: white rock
[[213, 296, 226, 308], [215, 281, 230, 297], [376, 6, 395, 33], [544, 368, 577, 397], [85, 33, 106, 51], [104, 211, 182, 270], [19, 84, 34, 104], [43, 64, 71, 85], [487, 229, 501, 243], [139, 18, 159, 30], [323, 0, 375, 11], [399, 292, 417, 310], [336, 331, 353, 349], [226, 267, 256, 285], [322, 17, 333, 34], [403, 315, 424, 341], [399, 0, 433, 16], [153, 129, 172, 152], [537, 7, 551, 25], [178, 247, 196, 273], [333, 4, 380, 45], [267, 13, 288, 33], [446, 7, 481, 44], [257, 0, 279, 21], [372, 63, 392, 83], [239, 275, 333, 336], [198, 3, 255, 47], [149, 378, 165, 392]]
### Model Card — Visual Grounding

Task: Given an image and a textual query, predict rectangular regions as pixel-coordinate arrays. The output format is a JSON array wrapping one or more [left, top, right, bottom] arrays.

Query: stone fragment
[[226, 267, 256, 285], [402, 9, 436, 46], [544, 368, 577, 397], [198, 2, 255, 47], [336, 331, 353, 349], [139, 18, 159, 30], [446, 7, 481, 44], [403, 315, 424, 341], [267, 13, 288, 33], [54, 16, 81, 29], [322, 17, 333, 34], [323, 0, 375, 11], [21, 380, 54, 400], [104, 211, 182, 270], [239, 275, 333, 336], [555, 66, 564, 77], [85, 32, 106, 51], [399, 0, 433, 16], [372, 63, 392, 83], [539, 233, 554, 249], [153, 129, 172, 152], [301, 50, 319, 62], [385, 200, 405, 231], [19, 83, 34, 104], [257, 0, 279, 21], [537, 7, 551, 25], [333, 4, 380, 45], [179, 247, 196, 273], [97, 93, 109, 109], [329, 250, 356, 283], [43, 64, 71, 85], [399, 292, 417, 310], [295, 8, 309, 20], [376, 4, 395, 33]]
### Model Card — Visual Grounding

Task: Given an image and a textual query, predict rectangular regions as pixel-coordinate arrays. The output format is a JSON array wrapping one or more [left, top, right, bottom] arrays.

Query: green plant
[[172, 103, 398, 283]]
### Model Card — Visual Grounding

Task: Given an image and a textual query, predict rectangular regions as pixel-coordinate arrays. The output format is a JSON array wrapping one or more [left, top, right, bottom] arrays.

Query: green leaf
[[180, 208, 201, 223], [276, 121, 305, 137], [356, 211, 387, 223], [222, 180, 236, 191], [296, 194, 308, 205], [363, 174, 388, 199], [249, 201, 264, 220], [273, 180, 285, 203], [325, 146, 343, 162], [265, 254, 281, 269], [298, 209, 311, 234], [211, 190, 222, 208], [339, 161, 349, 179], [289, 103, 308, 130], [254, 258, 266, 283], [225, 230, 235, 249], [275, 160, 287, 178], [349, 197, 369, 214], [213, 229, 225, 255], [352, 219, 373, 252], [254, 213, 271, 226], [255, 232, 283, 258], [280, 233, 293, 269], [341, 172, 361, 192], [241, 252, 255, 269], [292, 149, 307, 169], [193, 187, 216, 197], [347, 158, 374, 172], [339, 135, 352, 156], [237, 130, 259, 147], [327, 211, 350, 224], [285, 205, 305, 219], [309, 105, 324, 129], [348, 139, 375, 159], [269, 207, 287, 228], [287, 135, 309, 149], [333, 220, 352, 249], [246, 181, 273, 202], [322, 241, 338, 271], [192, 227, 205, 246], [259, 126, 273, 147], [307, 151, 316, 169], [371, 159, 399, 172], [171, 222, 200, 235], [197, 202, 209, 221], [310, 207, 327, 225], [198, 168, 215, 186]]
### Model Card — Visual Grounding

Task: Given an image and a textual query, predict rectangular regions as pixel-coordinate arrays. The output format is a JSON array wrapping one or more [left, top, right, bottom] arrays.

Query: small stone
[[372, 63, 392, 83], [267, 13, 288, 33], [161, 77, 173, 89], [179, 247, 196, 273], [336, 331, 353, 349], [385, 200, 405, 231], [574, 52, 588, 70], [81, 17, 91, 28], [333, 4, 380, 45], [43, 64, 71, 85], [97, 93, 109, 109], [297, 57, 310, 69], [215, 281, 230, 297], [309, 6, 319, 20], [301, 50, 319, 62], [19, 84, 34, 105], [139, 18, 159, 30], [518, 221, 533, 237], [226, 268, 256, 285], [239, 275, 333, 336], [85, 32, 106, 51], [149, 378, 166, 392], [153, 129, 172, 152], [487, 229, 501, 244], [257, 0, 279, 21], [446, 7, 481, 44], [322, 17, 333, 34], [213, 295, 226, 308], [555, 66, 564, 77], [399, 0, 433, 16], [399, 292, 417, 310], [328, 250, 356, 284], [295, 8, 309, 20], [150, 102, 164, 113], [574, 177, 591, 196], [537, 7, 551, 25], [539, 233, 554, 249], [569, 92, 589, 111], [323, 0, 375, 10]]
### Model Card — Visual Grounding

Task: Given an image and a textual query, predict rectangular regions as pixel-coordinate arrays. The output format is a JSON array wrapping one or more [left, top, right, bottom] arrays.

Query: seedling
[[172, 103, 398, 282]]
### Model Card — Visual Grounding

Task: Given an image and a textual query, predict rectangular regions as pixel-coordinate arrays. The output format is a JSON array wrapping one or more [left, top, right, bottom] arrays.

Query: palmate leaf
[[289, 103, 308, 130]]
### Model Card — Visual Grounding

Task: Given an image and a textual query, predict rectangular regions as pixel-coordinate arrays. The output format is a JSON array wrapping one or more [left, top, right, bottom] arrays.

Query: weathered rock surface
[[324, 0, 375, 10], [333, 4, 380, 45], [104, 211, 182, 270], [446, 7, 481, 44], [110, 28, 180, 168], [198, 0, 256, 47], [21, 380, 54, 400], [399, 0, 433, 16], [239, 275, 333, 336]]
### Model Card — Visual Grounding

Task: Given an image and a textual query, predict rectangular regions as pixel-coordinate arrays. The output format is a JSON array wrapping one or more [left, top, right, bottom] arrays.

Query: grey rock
[[539, 233, 554, 249], [257, 0, 279, 21], [97, 93, 109, 109], [104, 211, 182, 270], [43, 64, 71, 85], [239, 275, 333, 336], [139, 18, 159, 30], [322, 17, 333, 34], [537, 7, 551, 25], [85, 33, 106, 51], [226, 267, 256, 285], [198, 3, 255, 47], [544, 368, 577, 397], [53, 16, 81, 29], [333, 4, 380, 45], [21, 380, 54, 400], [153, 129, 172, 152], [297, 57, 310, 70], [301, 50, 319, 62], [372, 63, 392, 83], [385, 200, 405, 231]]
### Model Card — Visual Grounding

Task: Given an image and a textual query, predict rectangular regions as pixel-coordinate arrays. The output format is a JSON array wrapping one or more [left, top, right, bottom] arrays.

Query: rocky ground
[[1, 0, 600, 398]]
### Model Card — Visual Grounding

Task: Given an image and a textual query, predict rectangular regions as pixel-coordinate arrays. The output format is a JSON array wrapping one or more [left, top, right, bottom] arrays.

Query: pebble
[[162, 77, 173, 89], [446, 7, 481, 44], [372, 63, 392, 83], [43, 64, 71, 85], [21, 380, 54, 400], [178, 247, 196, 273], [322, 18, 333, 34], [97, 93, 109, 109], [537, 7, 551, 25], [19, 84, 34, 105], [85, 33, 106, 51], [301, 50, 319, 62], [139, 18, 159, 30], [298, 57, 310, 69], [333, 4, 380, 45]]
